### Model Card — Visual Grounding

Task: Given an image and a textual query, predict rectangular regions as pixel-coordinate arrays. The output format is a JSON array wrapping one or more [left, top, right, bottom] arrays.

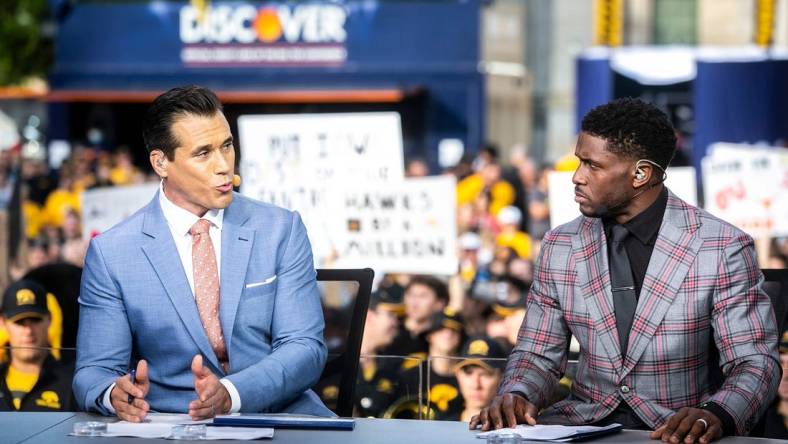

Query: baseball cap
[[491, 276, 528, 317], [497, 206, 522, 225], [425, 307, 465, 335], [369, 289, 406, 316], [459, 232, 482, 250], [1, 279, 49, 323], [454, 336, 508, 372]]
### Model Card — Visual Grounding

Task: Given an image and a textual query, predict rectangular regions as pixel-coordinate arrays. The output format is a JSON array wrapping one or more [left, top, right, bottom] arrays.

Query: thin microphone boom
[[599, 160, 667, 215]]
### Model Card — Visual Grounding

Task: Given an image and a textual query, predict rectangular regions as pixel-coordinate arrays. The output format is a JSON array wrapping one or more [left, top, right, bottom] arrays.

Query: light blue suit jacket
[[73, 192, 331, 416]]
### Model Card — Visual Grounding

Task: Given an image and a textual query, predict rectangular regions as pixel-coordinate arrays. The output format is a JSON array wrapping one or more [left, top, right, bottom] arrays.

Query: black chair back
[[315, 268, 373, 417], [742, 269, 788, 438], [762, 269, 788, 334]]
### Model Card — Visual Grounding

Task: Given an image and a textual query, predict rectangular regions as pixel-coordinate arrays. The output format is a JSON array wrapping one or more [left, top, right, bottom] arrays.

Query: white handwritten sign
[[238, 112, 405, 262], [702, 143, 788, 238], [81, 183, 158, 239], [327, 176, 457, 275]]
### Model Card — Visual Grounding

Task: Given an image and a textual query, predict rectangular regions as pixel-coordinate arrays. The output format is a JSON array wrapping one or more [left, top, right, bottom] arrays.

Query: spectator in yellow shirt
[[0, 280, 73, 411], [457, 162, 515, 217], [494, 206, 532, 260], [109, 147, 143, 186]]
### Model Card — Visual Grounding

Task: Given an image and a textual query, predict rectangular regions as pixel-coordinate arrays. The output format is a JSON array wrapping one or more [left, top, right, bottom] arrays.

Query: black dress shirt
[[603, 187, 668, 298]]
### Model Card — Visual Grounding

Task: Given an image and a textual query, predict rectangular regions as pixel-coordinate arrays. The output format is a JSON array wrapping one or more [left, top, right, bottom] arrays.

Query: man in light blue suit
[[73, 85, 332, 421]]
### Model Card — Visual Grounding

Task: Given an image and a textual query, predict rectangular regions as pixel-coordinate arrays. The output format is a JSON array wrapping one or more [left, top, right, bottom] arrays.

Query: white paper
[[146, 413, 211, 424], [476, 423, 621, 442], [104, 422, 172, 439], [70, 414, 273, 440]]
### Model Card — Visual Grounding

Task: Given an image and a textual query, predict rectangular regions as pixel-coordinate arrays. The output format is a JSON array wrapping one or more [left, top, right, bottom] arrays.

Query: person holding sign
[[471, 98, 779, 443], [73, 86, 331, 421]]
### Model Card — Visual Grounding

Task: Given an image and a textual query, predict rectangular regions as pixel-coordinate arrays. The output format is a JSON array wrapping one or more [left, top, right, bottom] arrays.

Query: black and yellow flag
[[594, 0, 623, 47], [755, 0, 776, 48]]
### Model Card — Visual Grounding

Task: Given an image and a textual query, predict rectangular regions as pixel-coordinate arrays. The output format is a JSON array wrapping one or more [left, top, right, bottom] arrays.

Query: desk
[[3, 413, 787, 443], [0, 412, 75, 443]]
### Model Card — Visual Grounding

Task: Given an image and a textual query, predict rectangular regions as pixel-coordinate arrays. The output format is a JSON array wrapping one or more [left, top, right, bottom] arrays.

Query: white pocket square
[[245, 275, 277, 288]]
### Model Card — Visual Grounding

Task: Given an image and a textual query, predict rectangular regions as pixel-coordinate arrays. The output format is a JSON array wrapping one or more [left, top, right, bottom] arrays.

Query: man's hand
[[189, 355, 231, 420], [110, 360, 150, 422], [469, 393, 538, 431], [650, 407, 723, 444]]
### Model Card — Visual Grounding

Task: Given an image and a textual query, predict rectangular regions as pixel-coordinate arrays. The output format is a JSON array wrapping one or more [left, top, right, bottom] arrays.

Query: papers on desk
[[145, 413, 209, 424], [102, 423, 273, 440], [69, 414, 274, 440], [476, 423, 622, 442]]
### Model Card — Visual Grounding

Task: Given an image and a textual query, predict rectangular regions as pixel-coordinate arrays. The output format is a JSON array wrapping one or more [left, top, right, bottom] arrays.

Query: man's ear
[[150, 150, 168, 178], [632, 162, 653, 189]]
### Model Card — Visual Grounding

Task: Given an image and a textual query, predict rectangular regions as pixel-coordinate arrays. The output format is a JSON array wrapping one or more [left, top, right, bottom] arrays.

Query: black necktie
[[609, 224, 637, 357]]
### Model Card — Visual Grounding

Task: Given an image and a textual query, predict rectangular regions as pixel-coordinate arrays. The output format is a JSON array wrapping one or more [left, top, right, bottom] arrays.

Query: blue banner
[[694, 59, 788, 171], [575, 55, 613, 133], [51, 0, 480, 89]]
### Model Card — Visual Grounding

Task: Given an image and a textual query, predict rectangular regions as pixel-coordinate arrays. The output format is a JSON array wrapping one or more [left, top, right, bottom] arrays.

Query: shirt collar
[[602, 186, 668, 245], [623, 186, 668, 245], [158, 181, 224, 236]]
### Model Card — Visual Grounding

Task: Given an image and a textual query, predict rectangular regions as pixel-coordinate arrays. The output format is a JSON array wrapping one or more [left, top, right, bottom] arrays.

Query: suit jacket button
[[620, 385, 630, 394]]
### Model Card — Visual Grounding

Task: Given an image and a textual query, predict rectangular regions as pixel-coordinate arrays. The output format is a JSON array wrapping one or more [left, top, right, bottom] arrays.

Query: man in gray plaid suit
[[471, 98, 780, 444]]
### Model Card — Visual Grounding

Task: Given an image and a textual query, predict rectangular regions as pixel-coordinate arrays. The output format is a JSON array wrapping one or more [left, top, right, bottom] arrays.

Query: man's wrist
[[102, 383, 117, 414], [511, 391, 531, 403], [699, 401, 734, 436], [222, 389, 232, 414], [219, 378, 241, 413]]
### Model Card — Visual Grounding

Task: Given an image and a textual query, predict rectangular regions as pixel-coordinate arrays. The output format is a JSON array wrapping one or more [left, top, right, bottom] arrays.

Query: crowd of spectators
[[314, 145, 580, 420], [0, 136, 785, 434], [9, 143, 154, 279]]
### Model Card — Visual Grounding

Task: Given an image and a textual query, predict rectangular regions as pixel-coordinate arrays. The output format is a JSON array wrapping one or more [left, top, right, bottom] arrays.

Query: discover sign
[[180, 3, 348, 67]]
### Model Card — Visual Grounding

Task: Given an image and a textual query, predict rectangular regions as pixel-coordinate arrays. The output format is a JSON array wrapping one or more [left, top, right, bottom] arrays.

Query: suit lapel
[[572, 217, 623, 375], [219, 195, 254, 365], [621, 192, 702, 374], [140, 193, 221, 371]]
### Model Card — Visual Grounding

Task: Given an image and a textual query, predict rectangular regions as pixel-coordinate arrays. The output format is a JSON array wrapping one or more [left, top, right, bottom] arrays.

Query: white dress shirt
[[103, 182, 242, 414]]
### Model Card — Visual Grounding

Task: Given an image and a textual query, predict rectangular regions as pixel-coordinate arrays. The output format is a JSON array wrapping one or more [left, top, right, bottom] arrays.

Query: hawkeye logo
[[180, 4, 347, 44], [35, 391, 61, 409]]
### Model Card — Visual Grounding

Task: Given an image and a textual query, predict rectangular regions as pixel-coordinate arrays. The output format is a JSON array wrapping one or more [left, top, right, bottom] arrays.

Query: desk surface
[[3, 413, 787, 444], [0, 412, 74, 443]]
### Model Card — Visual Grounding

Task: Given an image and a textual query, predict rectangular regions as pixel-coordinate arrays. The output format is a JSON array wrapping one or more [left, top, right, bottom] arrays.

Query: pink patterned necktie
[[190, 219, 228, 373]]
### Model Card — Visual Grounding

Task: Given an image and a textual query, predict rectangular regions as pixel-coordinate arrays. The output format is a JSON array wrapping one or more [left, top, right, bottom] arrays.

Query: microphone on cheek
[[232, 174, 241, 187]]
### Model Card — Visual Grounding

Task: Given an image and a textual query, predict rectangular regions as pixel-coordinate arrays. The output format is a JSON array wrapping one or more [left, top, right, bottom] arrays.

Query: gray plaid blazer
[[499, 190, 780, 435]]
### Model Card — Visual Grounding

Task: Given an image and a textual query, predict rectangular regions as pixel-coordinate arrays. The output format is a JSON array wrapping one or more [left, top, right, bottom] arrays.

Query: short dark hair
[[479, 142, 499, 161], [581, 98, 677, 170], [405, 275, 449, 303], [142, 85, 223, 160]]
